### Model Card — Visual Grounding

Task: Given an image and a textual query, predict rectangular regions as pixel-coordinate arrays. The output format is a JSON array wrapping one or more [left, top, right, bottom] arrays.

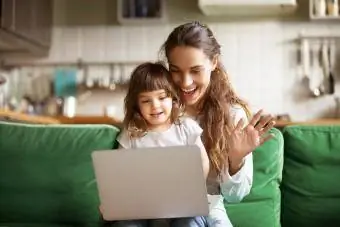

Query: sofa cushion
[[226, 128, 284, 227], [0, 122, 120, 226], [281, 125, 340, 227]]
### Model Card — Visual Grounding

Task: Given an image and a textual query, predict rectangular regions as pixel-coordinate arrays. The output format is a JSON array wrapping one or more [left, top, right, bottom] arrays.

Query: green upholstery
[[1, 121, 340, 227], [281, 125, 340, 227], [0, 122, 120, 226], [227, 128, 284, 227]]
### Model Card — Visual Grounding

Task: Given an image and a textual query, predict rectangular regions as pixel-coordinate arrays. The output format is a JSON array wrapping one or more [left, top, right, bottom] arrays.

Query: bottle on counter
[[327, 0, 339, 16]]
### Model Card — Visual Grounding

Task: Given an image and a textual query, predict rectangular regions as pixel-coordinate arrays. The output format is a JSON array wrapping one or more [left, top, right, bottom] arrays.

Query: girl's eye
[[159, 96, 167, 100], [141, 100, 150, 103]]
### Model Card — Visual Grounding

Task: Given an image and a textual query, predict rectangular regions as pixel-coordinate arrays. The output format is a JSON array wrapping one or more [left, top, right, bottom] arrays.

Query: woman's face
[[168, 46, 217, 107]]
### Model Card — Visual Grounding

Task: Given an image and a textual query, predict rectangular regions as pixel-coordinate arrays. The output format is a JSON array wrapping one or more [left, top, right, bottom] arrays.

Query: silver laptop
[[91, 145, 209, 221]]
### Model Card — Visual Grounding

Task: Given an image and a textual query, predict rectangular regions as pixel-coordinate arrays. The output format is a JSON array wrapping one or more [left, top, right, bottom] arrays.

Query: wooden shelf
[[309, 0, 340, 20], [310, 15, 340, 20]]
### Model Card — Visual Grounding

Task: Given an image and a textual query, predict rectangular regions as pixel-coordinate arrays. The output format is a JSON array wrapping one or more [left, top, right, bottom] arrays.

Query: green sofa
[[0, 121, 340, 227]]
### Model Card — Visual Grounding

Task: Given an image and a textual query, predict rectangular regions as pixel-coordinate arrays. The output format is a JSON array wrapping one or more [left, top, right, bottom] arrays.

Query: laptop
[[91, 145, 209, 221]]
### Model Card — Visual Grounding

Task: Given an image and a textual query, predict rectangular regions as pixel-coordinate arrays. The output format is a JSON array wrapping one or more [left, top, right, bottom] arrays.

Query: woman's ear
[[211, 55, 219, 71]]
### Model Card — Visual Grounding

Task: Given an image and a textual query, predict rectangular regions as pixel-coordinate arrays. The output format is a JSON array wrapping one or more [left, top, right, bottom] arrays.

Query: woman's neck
[[185, 105, 199, 117]]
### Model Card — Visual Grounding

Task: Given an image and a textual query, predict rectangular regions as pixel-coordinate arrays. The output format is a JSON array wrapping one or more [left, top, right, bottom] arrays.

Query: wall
[[9, 0, 340, 121]]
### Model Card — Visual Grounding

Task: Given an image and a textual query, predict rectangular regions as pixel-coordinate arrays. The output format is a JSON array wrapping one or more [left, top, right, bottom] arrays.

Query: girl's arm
[[195, 137, 210, 180], [116, 129, 132, 149], [182, 117, 210, 180]]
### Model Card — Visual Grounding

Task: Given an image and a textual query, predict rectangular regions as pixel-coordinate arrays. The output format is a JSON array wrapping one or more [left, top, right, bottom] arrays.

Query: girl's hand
[[228, 110, 275, 174]]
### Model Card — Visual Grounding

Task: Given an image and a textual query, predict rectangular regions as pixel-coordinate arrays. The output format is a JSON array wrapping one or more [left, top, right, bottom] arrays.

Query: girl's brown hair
[[123, 62, 183, 138], [160, 21, 251, 176]]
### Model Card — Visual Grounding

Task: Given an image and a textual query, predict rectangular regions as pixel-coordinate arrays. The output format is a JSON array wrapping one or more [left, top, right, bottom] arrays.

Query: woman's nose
[[181, 75, 193, 87]]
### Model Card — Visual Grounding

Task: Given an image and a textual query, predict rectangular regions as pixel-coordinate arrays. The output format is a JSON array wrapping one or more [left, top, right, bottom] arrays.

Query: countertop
[[2, 110, 340, 128]]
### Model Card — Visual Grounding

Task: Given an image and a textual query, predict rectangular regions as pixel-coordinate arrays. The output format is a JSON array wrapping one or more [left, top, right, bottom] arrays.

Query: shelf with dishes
[[310, 0, 340, 20], [0, 60, 142, 118]]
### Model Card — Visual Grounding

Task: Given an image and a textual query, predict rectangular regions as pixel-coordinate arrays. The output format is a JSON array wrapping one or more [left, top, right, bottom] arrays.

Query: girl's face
[[168, 46, 217, 108], [138, 89, 173, 130]]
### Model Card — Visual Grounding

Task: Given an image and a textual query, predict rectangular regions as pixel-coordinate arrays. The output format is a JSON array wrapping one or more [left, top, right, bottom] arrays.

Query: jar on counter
[[315, 0, 327, 17]]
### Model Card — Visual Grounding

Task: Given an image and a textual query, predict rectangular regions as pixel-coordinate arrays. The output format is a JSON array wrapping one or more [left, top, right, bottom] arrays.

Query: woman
[[158, 21, 275, 226]]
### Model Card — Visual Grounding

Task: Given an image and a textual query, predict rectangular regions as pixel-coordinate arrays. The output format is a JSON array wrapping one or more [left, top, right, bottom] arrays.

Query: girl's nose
[[151, 99, 161, 108]]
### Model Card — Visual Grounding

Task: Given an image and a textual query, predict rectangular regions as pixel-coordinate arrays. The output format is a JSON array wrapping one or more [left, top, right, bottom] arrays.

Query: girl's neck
[[147, 120, 172, 132]]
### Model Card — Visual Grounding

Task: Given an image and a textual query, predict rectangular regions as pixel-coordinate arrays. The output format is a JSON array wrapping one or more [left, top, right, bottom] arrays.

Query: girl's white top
[[117, 117, 202, 149]]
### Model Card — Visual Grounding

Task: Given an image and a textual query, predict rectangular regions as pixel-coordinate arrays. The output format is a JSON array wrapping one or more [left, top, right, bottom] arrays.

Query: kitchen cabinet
[[0, 0, 53, 57], [117, 0, 166, 25], [198, 0, 297, 16]]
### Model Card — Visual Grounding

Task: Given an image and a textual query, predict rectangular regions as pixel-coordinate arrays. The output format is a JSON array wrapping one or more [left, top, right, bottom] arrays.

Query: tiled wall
[[11, 0, 340, 121]]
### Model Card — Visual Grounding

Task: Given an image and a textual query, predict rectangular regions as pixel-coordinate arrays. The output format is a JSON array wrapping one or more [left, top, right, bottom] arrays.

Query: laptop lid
[[91, 145, 209, 221]]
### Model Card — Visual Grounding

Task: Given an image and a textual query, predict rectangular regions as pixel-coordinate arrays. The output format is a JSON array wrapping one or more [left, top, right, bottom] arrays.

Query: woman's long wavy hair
[[123, 62, 183, 138], [160, 21, 251, 176]]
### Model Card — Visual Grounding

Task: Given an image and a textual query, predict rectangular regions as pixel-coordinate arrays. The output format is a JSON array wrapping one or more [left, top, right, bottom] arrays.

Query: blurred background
[[0, 0, 340, 124]]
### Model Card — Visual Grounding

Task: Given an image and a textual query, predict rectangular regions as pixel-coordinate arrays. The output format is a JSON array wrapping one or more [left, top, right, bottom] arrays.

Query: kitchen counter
[[2, 110, 340, 128], [55, 115, 123, 127], [274, 119, 340, 128], [0, 110, 60, 124]]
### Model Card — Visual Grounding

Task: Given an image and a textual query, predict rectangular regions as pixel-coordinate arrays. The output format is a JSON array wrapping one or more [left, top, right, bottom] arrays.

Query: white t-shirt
[[117, 117, 203, 149]]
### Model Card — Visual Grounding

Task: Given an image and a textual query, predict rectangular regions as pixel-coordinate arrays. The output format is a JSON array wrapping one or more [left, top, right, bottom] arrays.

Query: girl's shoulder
[[117, 128, 134, 149]]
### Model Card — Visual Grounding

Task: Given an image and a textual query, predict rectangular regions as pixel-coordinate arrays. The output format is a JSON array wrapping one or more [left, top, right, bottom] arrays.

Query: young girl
[[113, 62, 210, 227]]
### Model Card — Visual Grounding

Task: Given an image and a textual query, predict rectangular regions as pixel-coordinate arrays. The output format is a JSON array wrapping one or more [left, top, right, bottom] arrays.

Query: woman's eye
[[141, 100, 150, 103], [170, 69, 179, 73], [191, 69, 201, 74], [159, 96, 167, 100]]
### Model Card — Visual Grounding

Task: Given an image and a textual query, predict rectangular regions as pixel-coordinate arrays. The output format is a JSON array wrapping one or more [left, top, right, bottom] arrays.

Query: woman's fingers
[[248, 109, 263, 127], [259, 119, 276, 137], [255, 114, 273, 131]]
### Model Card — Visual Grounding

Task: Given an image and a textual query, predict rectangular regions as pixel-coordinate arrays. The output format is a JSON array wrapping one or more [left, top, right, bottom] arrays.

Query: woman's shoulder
[[229, 104, 249, 125], [179, 115, 198, 124], [179, 116, 202, 134]]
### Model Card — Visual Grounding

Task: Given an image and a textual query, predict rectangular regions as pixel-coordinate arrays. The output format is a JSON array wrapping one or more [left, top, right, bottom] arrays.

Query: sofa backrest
[[0, 122, 120, 226], [281, 125, 340, 227], [227, 128, 284, 227]]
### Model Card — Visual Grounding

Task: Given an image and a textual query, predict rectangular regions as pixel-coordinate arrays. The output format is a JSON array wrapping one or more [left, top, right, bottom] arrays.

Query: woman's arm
[[221, 153, 253, 203], [220, 105, 253, 203]]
